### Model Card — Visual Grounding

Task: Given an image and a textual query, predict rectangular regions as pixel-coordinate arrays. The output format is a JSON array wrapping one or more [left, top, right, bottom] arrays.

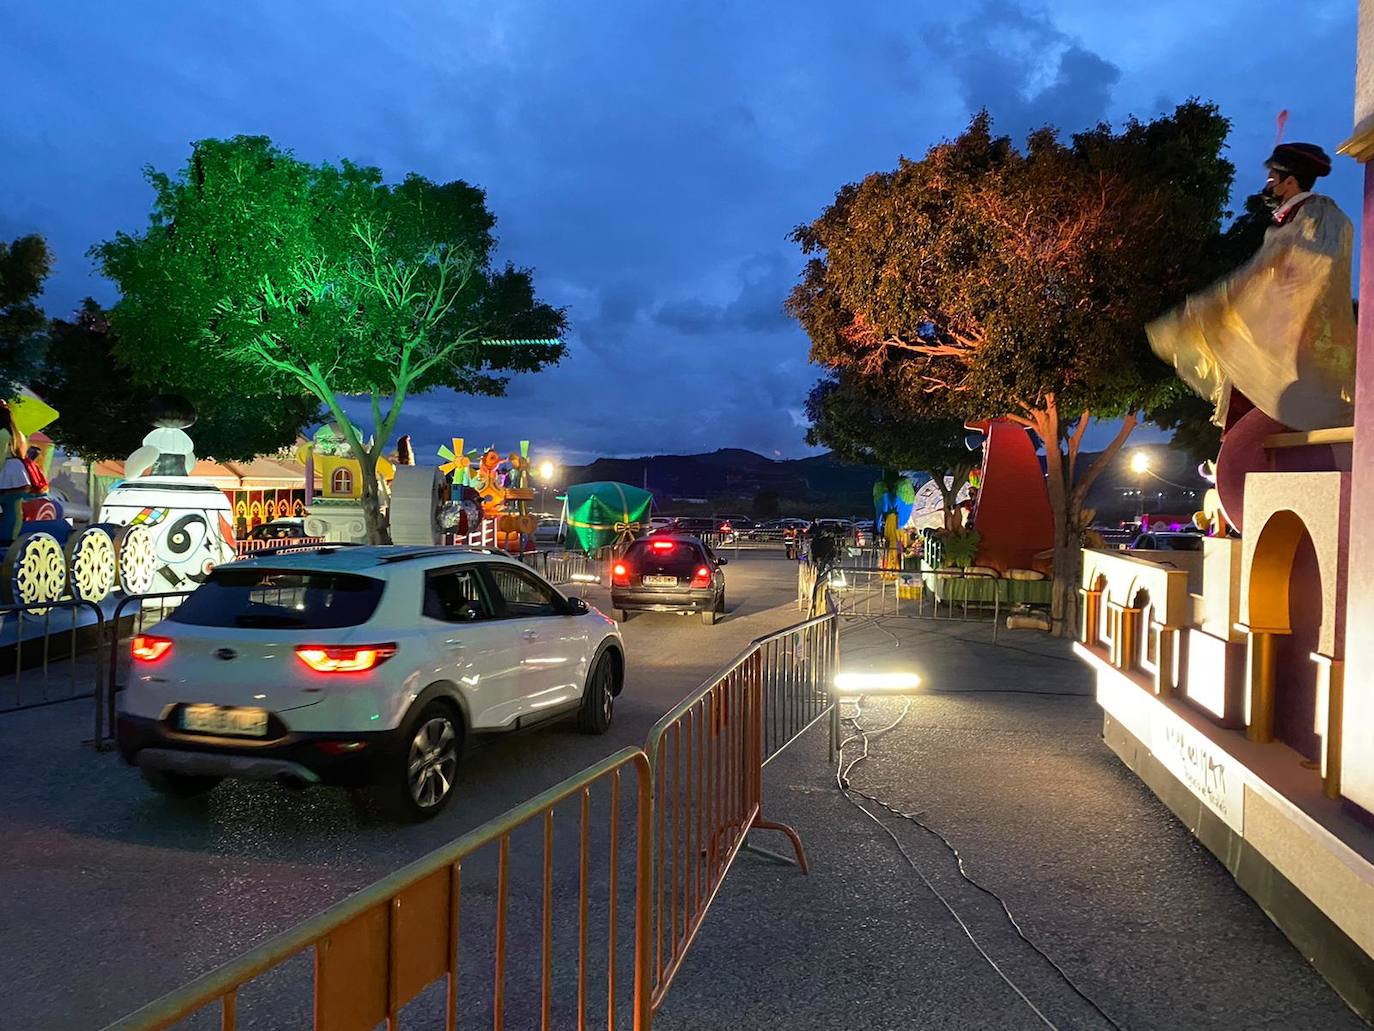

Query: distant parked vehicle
[[668, 517, 718, 536], [533, 518, 565, 544], [248, 518, 307, 542]]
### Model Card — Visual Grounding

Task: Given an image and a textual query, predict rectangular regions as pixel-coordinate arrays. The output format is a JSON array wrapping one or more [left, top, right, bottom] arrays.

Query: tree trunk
[[1035, 406, 1139, 638], [1049, 509, 1081, 639], [358, 451, 390, 545]]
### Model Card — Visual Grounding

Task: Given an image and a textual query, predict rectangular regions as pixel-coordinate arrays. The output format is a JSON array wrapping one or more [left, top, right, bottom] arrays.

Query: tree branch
[[1071, 410, 1138, 513]]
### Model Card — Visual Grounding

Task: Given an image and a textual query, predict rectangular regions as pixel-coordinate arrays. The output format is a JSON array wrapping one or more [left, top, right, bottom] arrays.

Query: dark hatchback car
[[611, 534, 727, 625]]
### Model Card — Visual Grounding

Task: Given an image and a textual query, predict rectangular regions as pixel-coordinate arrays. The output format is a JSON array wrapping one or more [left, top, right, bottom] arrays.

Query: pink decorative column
[[1338, 161, 1374, 814]]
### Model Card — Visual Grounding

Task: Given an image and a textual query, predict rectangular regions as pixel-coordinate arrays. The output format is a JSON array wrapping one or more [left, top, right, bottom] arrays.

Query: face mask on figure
[[1261, 142, 1329, 212], [1262, 168, 1301, 210]]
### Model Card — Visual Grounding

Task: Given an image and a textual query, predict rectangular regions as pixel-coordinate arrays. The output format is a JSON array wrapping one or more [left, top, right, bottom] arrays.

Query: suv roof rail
[[377, 546, 499, 564]]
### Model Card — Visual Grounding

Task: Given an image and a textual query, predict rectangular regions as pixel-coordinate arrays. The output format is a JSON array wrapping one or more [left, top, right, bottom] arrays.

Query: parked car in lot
[[810, 519, 853, 536], [117, 546, 624, 820], [665, 517, 718, 536], [248, 518, 307, 542], [533, 517, 565, 544], [610, 534, 727, 625]]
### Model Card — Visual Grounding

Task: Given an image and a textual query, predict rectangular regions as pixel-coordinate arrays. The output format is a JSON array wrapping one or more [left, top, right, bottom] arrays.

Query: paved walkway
[[656, 615, 1368, 1030]]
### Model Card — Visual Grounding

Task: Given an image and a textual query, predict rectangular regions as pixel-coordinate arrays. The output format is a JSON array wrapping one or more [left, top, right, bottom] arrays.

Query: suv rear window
[[169, 570, 385, 629], [626, 538, 707, 564]]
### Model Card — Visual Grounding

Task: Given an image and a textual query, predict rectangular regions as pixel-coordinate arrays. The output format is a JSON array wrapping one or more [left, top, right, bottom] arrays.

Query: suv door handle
[[444, 638, 465, 650], [521, 628, 539, 640]]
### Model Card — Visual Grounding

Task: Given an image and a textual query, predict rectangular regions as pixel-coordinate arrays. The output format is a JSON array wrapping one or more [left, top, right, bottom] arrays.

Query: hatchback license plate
[[179, 704, 269, 737], [643, 575, 677, 586]]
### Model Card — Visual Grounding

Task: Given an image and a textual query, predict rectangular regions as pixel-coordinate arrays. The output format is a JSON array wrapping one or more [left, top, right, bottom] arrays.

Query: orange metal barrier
[[642, 612, 837, 1015], [103, 610, 840, 1030], [104, 748, 653, 1031]]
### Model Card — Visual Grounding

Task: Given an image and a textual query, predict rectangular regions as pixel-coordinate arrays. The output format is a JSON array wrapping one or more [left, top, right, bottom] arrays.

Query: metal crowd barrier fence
[[233, 535, 328, 557], [521, 545, 623, 587], [642, 610, 837, 1016], [105, 747, 653, 1031], [818, 565, 1003, 641], [0, 599, 109, 732], [103, 607, 840, 1030], [98, 590, 197, 750]]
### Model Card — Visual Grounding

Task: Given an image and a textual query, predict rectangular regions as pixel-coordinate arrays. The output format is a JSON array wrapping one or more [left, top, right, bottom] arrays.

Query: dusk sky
[[1, 1, 1360, 466]]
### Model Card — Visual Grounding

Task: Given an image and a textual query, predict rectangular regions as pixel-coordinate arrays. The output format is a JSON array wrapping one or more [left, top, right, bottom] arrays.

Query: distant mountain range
[[561, 449, 882, 516], [562, 441, 1210, 523]]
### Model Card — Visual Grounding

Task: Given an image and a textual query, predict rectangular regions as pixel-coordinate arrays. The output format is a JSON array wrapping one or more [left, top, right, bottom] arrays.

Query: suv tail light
[[295, 644, 397, 673], [691, 566, 712, 588], [611, 562, 631, 587], [131, 635, 173, 662]]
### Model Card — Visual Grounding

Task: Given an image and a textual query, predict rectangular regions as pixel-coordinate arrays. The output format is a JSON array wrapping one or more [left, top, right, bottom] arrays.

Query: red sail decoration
[[964, 419, 1055, 573]]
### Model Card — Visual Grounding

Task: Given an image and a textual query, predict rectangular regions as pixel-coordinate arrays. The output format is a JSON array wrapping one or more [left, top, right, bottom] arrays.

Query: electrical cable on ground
[[835, 696, 1126, 1031]]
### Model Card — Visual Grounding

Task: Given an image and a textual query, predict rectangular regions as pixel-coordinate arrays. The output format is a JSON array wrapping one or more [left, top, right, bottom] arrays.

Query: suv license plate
[[180, 704, 269, 737], [643, 575, 677, 586]]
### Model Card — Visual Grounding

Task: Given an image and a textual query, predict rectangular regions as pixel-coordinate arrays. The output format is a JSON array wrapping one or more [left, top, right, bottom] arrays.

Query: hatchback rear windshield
[[169, 570, 385, 629], [626, 539, 706, 563]]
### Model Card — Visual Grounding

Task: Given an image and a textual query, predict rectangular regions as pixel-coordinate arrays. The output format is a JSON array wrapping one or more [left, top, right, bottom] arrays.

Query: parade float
[[297, 425, 396, 544], [872, 470, 915, 571], [912, 419, 1055, 609], [1072, 118, 1374, 1015], [439, 438, 540, 552], [563, 481, 652, 553]]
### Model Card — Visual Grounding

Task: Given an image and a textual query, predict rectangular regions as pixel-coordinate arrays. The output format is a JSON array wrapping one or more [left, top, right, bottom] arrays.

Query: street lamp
[[537, 460, 556, 512], [1129, 451, 1150, 524]]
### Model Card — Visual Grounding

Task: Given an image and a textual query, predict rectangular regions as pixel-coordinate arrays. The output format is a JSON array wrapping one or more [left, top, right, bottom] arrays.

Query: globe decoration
[[64, 526, 117, 602], [3, 531, 68, 611], [114, 524, 157, 596]]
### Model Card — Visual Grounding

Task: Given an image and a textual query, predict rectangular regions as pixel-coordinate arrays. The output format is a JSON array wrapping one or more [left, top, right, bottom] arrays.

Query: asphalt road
[[0, 547, 803, 1030], [656, 618, 1369, 1031]]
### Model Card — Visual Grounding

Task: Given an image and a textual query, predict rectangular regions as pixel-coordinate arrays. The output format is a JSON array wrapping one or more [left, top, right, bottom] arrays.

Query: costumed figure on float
[[1148, 141, 1356, 533]]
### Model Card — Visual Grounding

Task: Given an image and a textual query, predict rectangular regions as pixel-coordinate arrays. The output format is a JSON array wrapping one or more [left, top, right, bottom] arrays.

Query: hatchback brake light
[[295, 644, 397, 673], [651, 540, 675, 551], [611, 562, 631, 587], [131, 635, 173, 662], [691, 566, 712, 588]]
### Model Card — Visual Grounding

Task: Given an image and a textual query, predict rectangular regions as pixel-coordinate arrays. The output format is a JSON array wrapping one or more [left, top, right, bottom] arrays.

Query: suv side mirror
[[716, 557, 728, 566], [564, 596, 590, 616]]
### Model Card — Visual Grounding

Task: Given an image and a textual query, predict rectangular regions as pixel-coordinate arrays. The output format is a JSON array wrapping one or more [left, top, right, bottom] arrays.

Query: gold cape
[[1147, 194, 1356, 431]]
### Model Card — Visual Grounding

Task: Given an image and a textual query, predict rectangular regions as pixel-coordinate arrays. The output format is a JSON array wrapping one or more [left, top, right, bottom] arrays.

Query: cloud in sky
[[0, 0, 1359, 465]]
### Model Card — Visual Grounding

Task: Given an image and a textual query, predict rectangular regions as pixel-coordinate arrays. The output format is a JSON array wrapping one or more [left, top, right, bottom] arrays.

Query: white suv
[[117, 546, 625, 820]]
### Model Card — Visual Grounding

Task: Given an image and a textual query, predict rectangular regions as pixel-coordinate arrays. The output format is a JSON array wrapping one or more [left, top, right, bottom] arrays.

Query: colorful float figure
[[438, 438, 540, 552], [872, 470, 915, 573], [97, 397, 236, 593]]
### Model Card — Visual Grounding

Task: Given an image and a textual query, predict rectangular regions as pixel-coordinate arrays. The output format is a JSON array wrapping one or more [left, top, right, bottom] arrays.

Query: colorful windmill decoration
[[437, 438, 471, 484]]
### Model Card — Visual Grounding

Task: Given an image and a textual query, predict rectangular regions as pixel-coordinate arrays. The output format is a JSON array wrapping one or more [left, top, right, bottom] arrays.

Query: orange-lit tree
[[789, 103, 1237, 634]]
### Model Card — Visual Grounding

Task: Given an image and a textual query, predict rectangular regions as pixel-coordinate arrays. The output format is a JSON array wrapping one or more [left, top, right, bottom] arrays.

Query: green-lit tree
[[805, 373, 978, 529], [36, 300, 321, 461], [0, 234, 53, 398], [789, 103, 1237, 635], [93, 137, 566, 542]]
